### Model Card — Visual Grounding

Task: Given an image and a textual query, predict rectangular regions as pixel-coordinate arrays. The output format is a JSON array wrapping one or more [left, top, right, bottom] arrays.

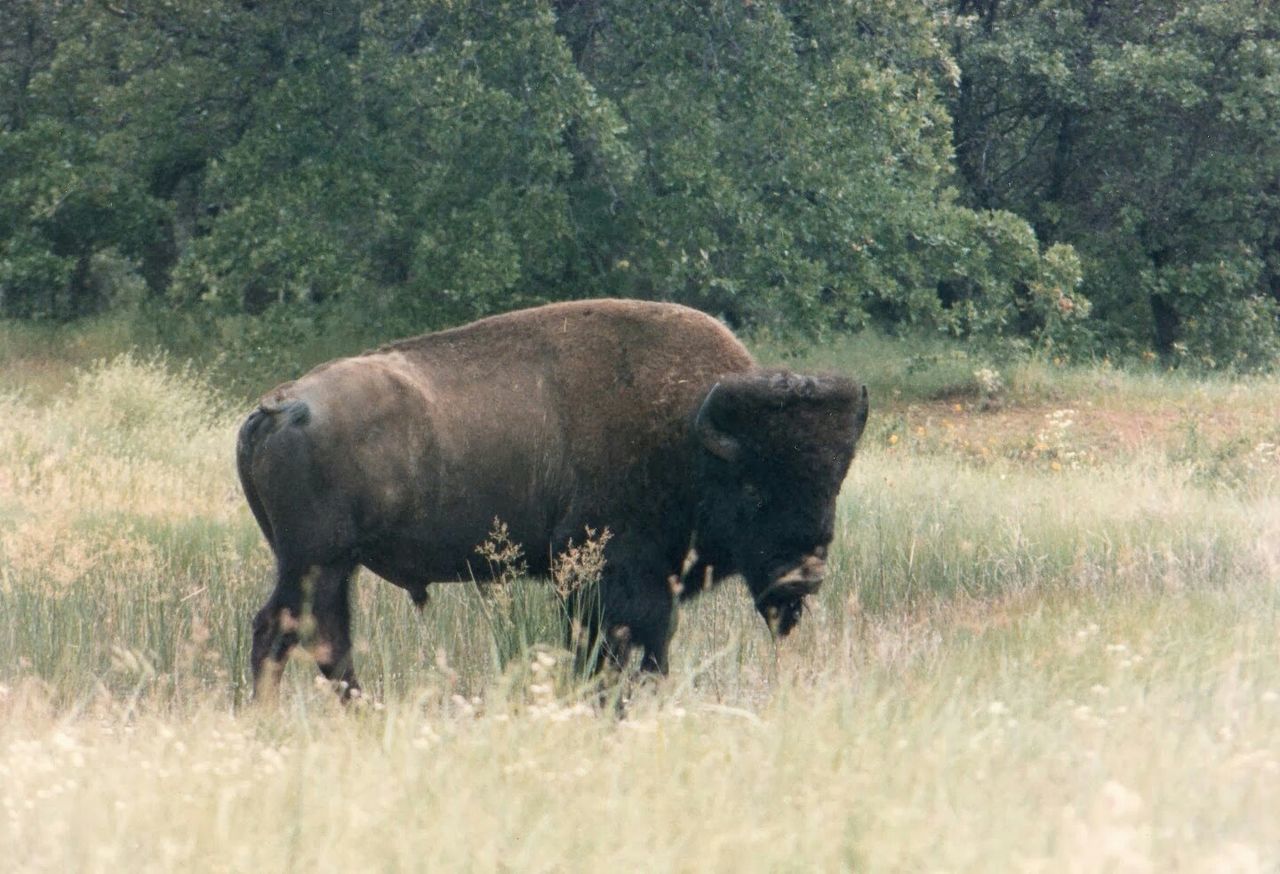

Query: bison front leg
[[639, 602, 677, 675], [562, 586, 640, 677], [584, 538, 680, 677]]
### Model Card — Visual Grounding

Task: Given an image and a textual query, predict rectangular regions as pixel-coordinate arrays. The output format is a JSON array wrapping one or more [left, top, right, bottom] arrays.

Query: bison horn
[[694, 383, 741, 462]]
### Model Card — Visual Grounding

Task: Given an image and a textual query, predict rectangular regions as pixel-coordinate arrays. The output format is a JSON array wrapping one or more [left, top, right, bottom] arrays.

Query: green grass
[[755, 327, 1280, 411], [2, 341, 1280, 870]]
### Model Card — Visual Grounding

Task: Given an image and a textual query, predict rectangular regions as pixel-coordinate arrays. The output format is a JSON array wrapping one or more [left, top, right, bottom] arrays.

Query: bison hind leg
[[250, 565, 303, 704], [251, 560, 362, 704], [309, 564, 361, 700]]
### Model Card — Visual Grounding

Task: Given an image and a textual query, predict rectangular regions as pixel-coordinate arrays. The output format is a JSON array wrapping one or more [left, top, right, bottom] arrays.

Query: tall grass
[[2, 352, 1279, 869], [757, 328, 1280, 413]]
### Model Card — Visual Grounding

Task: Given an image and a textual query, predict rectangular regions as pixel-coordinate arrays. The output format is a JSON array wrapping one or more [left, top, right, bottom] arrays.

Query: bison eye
[[742, 483, 765, 509]]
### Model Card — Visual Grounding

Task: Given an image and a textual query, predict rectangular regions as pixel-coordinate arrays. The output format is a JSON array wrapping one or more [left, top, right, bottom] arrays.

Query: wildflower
[[974, 367, 1004, 397], [1099, 780, 1143, 818]]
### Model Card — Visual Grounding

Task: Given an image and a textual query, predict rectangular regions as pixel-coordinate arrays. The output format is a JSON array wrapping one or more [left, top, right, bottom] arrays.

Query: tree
[[946, 0, 1280, 367], [165, 0, 630, 328], [555, 0, 1085, 341], [0, 1, 163, 317], [1, 0, 1087, 353]]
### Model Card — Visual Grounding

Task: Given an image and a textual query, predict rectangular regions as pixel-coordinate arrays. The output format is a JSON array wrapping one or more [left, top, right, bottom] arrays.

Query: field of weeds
[[3, 338, 1280, 871]]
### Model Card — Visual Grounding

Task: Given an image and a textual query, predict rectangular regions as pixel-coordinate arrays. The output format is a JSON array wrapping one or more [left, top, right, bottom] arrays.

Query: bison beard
[[237, 299, 868, 701]]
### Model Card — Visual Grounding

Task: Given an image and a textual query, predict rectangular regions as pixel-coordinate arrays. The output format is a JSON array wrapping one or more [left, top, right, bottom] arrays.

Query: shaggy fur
[[238, 299, 868, 698]]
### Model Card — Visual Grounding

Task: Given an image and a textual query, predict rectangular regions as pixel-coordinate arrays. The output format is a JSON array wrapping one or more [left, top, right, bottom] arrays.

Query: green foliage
[[557, 0, 1079, 341], [2, 0, 1278, 365], [0, 0, 1078, 348], [171, 0, 614, 328], [0, 117, 163, 318], [946, 0, 1280, 367]]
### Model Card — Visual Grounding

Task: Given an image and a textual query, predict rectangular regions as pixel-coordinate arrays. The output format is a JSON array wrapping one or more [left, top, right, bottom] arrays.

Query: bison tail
[[236, 400, 311, 550]]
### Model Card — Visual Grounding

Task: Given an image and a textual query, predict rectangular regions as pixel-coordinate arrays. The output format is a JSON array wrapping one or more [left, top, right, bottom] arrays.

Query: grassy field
[[2, 326, 1280, 871]]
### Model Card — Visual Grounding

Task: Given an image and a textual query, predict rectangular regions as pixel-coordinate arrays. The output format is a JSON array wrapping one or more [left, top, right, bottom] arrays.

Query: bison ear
[[695, 383, 741, 463], [851, 384, 869, 445]]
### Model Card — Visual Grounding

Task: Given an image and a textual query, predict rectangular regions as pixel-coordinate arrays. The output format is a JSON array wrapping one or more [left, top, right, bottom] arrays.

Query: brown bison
[[237, 299, 868, 699]]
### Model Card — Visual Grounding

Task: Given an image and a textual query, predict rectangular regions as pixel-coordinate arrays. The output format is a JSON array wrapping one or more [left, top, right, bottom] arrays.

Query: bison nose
[[773, 554, 826, 589]]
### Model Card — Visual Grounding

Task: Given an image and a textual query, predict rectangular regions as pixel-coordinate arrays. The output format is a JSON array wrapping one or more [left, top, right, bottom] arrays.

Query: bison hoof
[[761, 598, 805, 637], [409, 586, 429, 610]]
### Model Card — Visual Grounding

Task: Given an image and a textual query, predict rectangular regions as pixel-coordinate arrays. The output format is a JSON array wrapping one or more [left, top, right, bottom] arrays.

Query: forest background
[[4, 0, 1280, 375], [6, 6, 1280, 867]]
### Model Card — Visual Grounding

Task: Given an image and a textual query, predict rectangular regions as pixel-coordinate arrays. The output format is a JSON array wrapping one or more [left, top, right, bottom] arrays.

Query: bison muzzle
[[237, 299, 868, 700]]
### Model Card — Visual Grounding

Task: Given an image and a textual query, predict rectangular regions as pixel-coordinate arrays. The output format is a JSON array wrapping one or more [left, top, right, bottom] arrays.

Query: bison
[[237, 299, 868, 699]]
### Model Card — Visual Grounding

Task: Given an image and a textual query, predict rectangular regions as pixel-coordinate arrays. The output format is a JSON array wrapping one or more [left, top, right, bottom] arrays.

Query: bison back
[[239, 299, 755, 582]]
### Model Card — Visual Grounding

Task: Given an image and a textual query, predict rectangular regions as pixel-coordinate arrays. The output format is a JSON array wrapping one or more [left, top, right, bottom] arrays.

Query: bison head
[[693, 371, 869, 636]]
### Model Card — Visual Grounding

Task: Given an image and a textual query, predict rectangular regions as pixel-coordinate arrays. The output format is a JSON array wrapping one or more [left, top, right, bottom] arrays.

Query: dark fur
[[237, 299, 868, 698]]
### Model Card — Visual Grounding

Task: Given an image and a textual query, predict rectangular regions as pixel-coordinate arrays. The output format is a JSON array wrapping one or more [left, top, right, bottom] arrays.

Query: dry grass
[[1, 352, 1279, 871]]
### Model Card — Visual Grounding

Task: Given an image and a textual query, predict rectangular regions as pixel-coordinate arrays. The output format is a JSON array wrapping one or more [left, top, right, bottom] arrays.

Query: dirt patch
[[875, 397, 1279, 468]]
